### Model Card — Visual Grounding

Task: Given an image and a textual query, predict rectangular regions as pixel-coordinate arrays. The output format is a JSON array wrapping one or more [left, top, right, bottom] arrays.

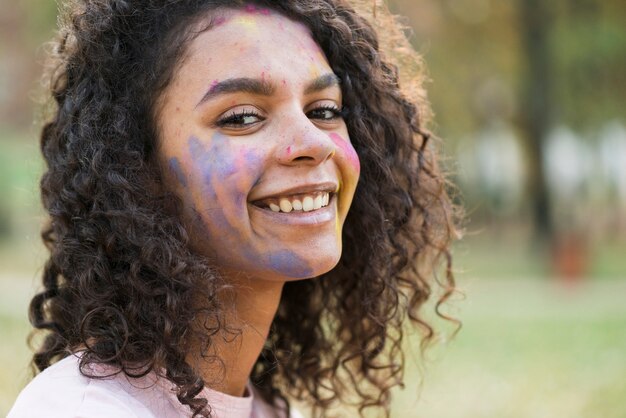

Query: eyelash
[[215, 105, 346, 128], [306, 105, 345, 121], [215, 109, 263, 128]]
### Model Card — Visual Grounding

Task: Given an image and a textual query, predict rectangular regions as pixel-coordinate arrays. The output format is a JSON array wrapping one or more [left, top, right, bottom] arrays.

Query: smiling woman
[[158, 10, 359, 286], [8, 1, 458, 418]]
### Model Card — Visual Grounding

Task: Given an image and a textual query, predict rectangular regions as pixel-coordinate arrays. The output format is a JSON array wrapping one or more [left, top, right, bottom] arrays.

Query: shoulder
[[7, 355, 166, 418]]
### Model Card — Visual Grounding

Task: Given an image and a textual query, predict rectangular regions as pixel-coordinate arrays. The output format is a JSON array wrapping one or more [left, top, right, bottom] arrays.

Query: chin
[[257, 246, 342, 282], [314, 253, 342, 275]]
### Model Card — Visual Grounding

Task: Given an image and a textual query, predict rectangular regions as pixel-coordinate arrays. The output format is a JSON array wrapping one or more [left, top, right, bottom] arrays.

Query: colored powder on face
[[243, 148, 263, 166], [267, 249, 314, 278], [329, 133, 361, 173], [188, 136, 206, 160], [232, 15, 258, 30], [189, 133, 240, 184], [187, 136, 233, 232], [308, 63, 321, 79], [188, 136, 213, 186], [209, 79, 220, 93], [335, 215, 342, 243], [213, 137, 248, 182], [244, 4, 271, 15], [168, 157, 187, 187], [248, 156, 264, 190], [212, 16, 228, 27]]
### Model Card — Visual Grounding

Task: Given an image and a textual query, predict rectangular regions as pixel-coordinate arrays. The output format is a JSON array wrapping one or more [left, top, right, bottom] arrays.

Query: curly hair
[[29, 0, 459, 416]]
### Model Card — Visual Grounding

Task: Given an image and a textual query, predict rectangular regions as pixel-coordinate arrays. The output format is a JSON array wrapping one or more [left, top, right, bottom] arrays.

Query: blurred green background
[[1, 0, 625, 416]]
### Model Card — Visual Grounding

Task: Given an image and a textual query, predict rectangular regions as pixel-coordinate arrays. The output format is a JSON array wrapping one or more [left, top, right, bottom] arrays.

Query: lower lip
[[248, 195, 337, 226]]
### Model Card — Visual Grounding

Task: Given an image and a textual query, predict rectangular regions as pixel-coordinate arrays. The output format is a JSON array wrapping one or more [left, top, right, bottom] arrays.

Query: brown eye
[[307, 106, 342, 121], [216, 110, 264, 128]]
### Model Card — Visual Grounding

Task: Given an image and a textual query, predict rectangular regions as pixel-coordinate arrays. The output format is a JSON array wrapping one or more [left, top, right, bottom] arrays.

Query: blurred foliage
[[551, 0, 626, 130], [0, 130, 43, 245], [388, 0, 626, 139], [388, 0, 626, 273]]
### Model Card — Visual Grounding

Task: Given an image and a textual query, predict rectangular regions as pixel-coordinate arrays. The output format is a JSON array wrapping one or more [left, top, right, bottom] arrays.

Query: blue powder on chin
[[267, 249, 314, 279]]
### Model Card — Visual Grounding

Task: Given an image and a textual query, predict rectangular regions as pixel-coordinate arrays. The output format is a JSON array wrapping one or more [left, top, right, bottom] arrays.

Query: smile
[[253, 191, 332, 213]]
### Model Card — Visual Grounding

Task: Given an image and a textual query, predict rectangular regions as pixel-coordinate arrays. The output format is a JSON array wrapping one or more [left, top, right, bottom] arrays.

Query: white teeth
[[260, 192, 332, 213], [313, 195, 323, 210], [302, 196, 314, 212], [279, 199, 293, 213]]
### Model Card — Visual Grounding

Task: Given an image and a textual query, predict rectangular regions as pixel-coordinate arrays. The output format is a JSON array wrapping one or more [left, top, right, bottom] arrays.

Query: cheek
[[168, 157, 188, 187], [186, 134, 265, 227], [329, 133, 361, 174], [187, 134, 263, 189]]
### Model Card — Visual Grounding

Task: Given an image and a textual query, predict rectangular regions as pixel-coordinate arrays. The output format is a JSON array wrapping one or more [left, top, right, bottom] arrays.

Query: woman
[[9, 0, 458, 417]]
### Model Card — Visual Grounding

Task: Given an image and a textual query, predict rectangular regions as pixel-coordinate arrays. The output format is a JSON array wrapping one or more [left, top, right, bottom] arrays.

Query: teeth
[[279, 199, 293, 213], [313, 195, 323, 210], [258, 191, 331, 213], [302, 196, 314, 212]]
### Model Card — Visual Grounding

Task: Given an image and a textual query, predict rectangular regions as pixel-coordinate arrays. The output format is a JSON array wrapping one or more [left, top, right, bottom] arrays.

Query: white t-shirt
[[8, 354, 303, 418]]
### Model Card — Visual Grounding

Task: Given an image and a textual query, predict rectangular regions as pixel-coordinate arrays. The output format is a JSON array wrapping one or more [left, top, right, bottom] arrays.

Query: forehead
[[179, 8, 331, 82]]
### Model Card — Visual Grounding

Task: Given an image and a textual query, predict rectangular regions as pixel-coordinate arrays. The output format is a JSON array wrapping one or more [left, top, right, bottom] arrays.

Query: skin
[[156, 8, 360, 396]]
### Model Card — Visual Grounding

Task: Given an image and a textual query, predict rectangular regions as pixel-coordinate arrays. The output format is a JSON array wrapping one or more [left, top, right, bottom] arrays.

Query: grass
[[0, 271, 38, 416], [391, 278, 626, 418]]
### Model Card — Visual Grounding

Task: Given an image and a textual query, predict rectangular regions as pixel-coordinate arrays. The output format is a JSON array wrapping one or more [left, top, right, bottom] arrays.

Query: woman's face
[[157, 6, 360, 282]]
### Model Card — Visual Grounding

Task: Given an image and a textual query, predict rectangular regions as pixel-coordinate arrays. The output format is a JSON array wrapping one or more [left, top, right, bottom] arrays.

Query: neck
[[189, 274, 285, 397]]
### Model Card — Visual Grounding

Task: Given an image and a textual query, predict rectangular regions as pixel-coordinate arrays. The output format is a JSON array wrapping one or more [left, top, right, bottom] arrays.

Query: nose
[[276, 117, 337, 166]]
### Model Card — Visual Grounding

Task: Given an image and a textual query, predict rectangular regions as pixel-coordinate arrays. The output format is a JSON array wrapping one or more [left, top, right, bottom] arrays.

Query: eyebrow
[[195, 73, 341, 108], [304, 73, 341, 95]]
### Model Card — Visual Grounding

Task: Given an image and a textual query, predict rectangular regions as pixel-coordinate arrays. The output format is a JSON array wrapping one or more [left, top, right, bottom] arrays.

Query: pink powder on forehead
[[244, 4, 271, 15], [212, 15, 228, 26]]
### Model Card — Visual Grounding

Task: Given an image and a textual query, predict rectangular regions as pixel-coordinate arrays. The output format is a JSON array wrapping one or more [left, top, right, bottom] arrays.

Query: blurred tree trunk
[[519, 0, 554, 241]]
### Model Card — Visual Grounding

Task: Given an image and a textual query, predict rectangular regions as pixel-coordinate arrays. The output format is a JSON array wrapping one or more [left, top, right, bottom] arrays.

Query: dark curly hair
[[29, 0, 460, 416]]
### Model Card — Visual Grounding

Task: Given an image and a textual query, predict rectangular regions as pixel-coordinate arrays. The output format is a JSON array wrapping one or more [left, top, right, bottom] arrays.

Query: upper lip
[[249, 181, 339, 202]]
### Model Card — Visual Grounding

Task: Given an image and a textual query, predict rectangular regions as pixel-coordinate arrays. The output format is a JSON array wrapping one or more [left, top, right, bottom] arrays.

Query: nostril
[[293, 156, 315, 161]]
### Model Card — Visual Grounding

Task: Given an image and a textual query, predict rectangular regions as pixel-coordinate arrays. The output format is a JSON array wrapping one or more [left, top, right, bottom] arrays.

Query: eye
[[215, 109, 265, 128], [307, 105, 344, 121]]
